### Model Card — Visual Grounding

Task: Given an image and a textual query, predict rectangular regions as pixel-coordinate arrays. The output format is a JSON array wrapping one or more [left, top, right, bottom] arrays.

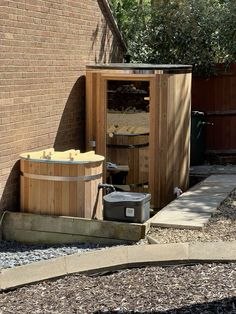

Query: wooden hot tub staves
[[20, 150, 104, 219], [107, 133, 149, 191]]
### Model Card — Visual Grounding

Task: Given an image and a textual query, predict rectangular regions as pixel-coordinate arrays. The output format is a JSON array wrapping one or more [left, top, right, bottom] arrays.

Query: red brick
[[0, 0, 124, 210]]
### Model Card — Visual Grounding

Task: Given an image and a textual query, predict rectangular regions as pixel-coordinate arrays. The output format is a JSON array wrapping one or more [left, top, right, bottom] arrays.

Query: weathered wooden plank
[[2, 212, 146, 242], [4, 229, 131, 245]]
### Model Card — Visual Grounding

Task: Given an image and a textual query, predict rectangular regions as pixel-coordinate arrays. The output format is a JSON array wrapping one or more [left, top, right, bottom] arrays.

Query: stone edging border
[[1, 241, 236, 291]]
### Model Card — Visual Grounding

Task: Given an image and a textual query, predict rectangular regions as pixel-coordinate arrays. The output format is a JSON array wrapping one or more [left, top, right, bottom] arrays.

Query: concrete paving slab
[[1, 241, 236, 291], [151, 175, 235, 229], [0, 256, 67, 291], [186, 183, 235, 195], [151, 214, 211, 229], [203, 175, 236, 184], [189, 241, 236, 261], [155, 196, 223, 215], [151, 196, 223, 229], [179, 190, 227, 198], [65, 246, 128, 274], [127, 243, 189, 265], [190, 165, 236, 176]]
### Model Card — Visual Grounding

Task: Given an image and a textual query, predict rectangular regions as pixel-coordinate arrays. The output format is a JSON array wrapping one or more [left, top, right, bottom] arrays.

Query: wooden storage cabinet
[[86, 64, 192, 209]]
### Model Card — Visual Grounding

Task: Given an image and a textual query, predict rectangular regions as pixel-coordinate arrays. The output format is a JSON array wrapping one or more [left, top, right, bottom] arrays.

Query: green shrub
[[109, 0, 236, 76]]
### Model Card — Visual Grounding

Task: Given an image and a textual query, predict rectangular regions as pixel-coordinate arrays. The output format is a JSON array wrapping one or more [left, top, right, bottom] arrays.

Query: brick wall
[[0, 0, 124, 210]]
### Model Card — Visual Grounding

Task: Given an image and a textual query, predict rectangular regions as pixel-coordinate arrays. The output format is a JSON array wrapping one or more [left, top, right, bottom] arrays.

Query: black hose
[[92, 184, 116, 219], [98, 183, 116, 193]]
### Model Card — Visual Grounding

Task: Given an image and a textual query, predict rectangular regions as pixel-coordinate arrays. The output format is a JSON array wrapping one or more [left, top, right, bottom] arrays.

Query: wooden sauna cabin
[[86, 63, 192, 209]]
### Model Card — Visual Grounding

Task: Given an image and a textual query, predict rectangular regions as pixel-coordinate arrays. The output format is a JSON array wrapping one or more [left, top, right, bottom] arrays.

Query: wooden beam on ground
[[2, 212, 146, 244]]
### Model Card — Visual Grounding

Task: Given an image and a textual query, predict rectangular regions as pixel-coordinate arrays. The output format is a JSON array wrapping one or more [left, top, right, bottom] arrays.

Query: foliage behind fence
[[109, 0, 236, 76]]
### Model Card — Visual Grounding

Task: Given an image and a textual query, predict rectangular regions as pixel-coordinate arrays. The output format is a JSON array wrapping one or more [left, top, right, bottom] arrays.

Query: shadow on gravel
[[93, 296, 236, 313]]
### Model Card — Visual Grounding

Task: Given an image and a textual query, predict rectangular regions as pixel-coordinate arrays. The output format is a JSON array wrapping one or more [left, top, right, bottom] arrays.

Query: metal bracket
[[89, 140, 96, 148]]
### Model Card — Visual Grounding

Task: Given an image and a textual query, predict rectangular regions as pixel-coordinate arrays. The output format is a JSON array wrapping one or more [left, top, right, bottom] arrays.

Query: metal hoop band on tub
[[21, 172, 102, 182]]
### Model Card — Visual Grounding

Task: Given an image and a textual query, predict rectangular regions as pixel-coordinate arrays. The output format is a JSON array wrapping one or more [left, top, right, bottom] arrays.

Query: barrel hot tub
[[107, 129, 149, 192], [20, 149, 104, 219]]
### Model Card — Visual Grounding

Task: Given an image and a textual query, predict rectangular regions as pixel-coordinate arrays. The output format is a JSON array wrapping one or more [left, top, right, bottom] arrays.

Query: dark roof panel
[[86, 63, 192, 70]]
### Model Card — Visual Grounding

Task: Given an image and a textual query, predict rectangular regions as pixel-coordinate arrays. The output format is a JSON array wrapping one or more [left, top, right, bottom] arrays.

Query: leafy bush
[[109, 0, 150, 45], [218, 0, 236, 67], [109, 0, 236, 76]]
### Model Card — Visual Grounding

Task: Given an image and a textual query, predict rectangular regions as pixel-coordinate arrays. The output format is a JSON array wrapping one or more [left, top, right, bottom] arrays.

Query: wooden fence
[[192, 63, 236, 163]]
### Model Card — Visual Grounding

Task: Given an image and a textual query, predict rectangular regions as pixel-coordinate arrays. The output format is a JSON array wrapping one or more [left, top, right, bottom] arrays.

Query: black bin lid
[[103, 192, 151, 204]]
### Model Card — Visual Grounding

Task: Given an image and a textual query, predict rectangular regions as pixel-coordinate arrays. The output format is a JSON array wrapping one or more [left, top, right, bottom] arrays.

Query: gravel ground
[[1, 187, 236, 313], [2, 186, 235, 270], [0, 242, 111, 270], [148, 188, 236, 244], [0, 263, 236, 313]]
